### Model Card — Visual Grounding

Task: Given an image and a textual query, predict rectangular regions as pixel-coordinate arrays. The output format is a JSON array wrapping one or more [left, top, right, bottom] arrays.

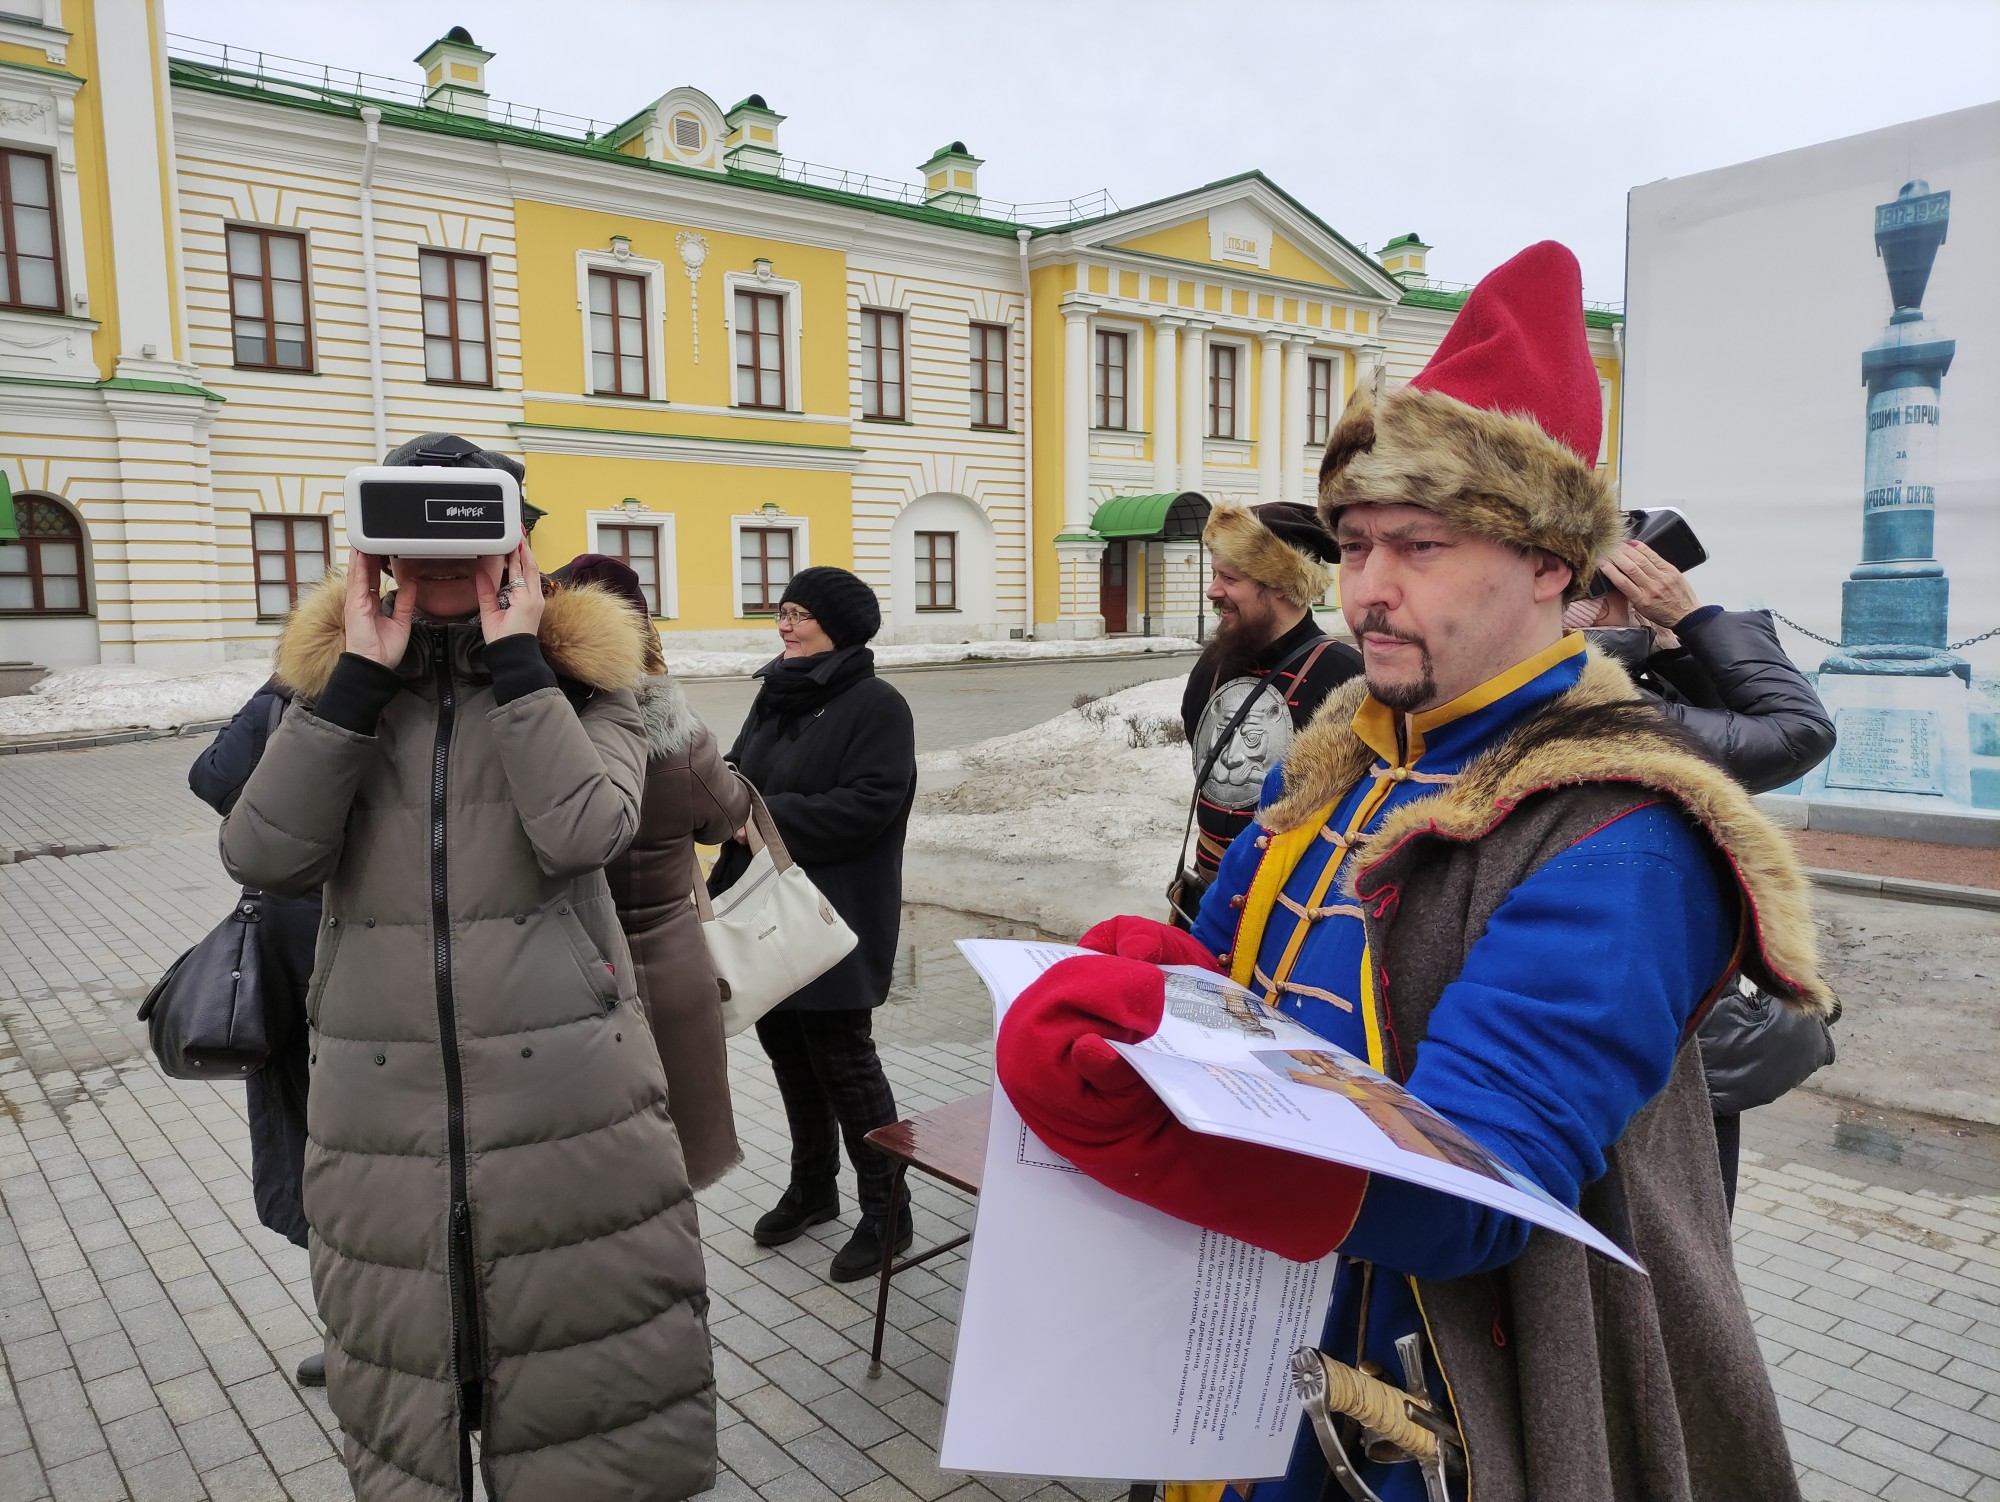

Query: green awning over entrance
[[1090, 491, 1209, 541]]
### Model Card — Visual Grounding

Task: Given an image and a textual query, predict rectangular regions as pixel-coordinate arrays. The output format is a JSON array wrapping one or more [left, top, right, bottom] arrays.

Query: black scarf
[[749, 644, 876, 734]]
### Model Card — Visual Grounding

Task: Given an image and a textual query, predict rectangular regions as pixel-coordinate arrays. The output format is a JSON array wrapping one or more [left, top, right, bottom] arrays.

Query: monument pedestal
[[1803, 671, 1978, 809]]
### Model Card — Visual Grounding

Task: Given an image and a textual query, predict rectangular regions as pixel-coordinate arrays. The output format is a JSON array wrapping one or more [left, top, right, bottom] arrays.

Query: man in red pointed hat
[[998, 243, 1829, 1500]]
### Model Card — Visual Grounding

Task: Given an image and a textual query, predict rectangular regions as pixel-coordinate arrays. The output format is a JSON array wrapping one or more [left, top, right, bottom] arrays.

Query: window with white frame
[[0, 493, 85, 614], [1094, 327, 1128, 430], [970, 321, 1008, 430], [735, 289, 787, 410], [420, 249, 490, 386], [0, 147, 61, 313], [587, 510, 677, 617], [915, 531, 956, 611], [1307, 355, 1335, 447], [589, 268, 649, 398], [1208, 341, 1240, 439], [859, 307, 905, 420], [732, 515, 807, 617], [252, 514, 329, 620]]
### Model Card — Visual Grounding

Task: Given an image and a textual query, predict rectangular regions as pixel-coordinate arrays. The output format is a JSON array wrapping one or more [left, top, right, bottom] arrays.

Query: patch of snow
[[0, 663, 270, 737], [908, 675, 1190, 907], [665, 636, 1200, 679]]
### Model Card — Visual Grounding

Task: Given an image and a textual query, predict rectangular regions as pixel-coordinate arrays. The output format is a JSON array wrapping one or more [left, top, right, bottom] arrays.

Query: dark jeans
[[1714, 1111, 1741, 1217], [755, 1008, 906, 1230]]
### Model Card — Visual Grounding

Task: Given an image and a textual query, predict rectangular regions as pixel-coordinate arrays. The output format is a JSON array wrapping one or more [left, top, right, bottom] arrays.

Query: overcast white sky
[[164, 0, 2000, 304]]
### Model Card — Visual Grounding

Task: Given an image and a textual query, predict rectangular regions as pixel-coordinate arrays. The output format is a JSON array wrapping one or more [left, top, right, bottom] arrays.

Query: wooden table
[[861, 1088, 991, 1377]]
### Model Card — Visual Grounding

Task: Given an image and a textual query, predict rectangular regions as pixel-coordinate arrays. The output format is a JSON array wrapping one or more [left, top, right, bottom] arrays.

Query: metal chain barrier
[[1768, 612, 2000, 654]]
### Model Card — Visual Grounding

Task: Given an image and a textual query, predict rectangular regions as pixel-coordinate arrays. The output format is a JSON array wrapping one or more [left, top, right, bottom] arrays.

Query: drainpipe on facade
[[359, 107, 386, 459], [1016, 228, 1035, 639]]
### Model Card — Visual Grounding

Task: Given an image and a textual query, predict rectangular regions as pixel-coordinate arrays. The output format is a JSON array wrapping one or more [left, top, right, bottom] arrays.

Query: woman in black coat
[[188, 680, 324, 1385], [1569, 539, 1839, 1212], [708, 566, 917, 1282]]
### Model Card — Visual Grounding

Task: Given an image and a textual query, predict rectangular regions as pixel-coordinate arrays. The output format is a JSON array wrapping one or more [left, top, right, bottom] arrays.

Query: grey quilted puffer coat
[[220, 575, 714, 1502]]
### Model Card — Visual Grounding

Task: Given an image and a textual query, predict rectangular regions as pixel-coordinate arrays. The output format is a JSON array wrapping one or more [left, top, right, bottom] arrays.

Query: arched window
[[0, 493, 87, 614]]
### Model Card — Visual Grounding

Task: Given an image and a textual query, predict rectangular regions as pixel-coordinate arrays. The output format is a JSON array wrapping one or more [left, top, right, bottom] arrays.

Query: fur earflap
[[635, 674, 705, 759], [1317, 381, 1623, 602], [273, 573, 650, 698], [1202, 504, 1333, 608], [1263, 648, 1833, 1018]]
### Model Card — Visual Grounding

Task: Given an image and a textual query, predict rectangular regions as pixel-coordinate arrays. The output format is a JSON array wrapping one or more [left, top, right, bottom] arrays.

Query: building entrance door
[[1099, 542, 1129, 633]]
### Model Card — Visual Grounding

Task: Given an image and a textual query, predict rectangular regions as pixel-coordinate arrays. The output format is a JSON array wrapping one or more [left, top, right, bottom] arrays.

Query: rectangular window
[[970, 321, 1008, 430], [252, 514, 329, 620], [738, 525, 794, 613], [1209, 343, 1238, 439], [600, 523, 662, 616], [420, 249, 491, 386], [1307, 356, 1334, 447], [226, 225, 313, 371], [0, 148, 61, 313], [1094, 328, 1128, 430], [588, 269, 649, 397], [859, 307, 905, 420], [735, 289, 787, 409], [915, 531, 957, 611]]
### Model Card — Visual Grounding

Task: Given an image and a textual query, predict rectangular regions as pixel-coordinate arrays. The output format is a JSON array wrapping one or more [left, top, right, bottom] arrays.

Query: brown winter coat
[[1255, 650, 1831, 1501], [219, 576, 714, 1502], [603, 676, 752, 1189]]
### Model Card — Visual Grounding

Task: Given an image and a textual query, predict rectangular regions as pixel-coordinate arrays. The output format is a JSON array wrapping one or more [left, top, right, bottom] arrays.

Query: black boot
[[828, 1207, 914, 1283], [753, 1183, 839, 1247], [296, 1351, 326, 1387]]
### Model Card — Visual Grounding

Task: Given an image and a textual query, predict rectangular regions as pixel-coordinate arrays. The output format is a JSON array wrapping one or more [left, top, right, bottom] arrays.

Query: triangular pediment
[[1067, 173, 1401, 301]]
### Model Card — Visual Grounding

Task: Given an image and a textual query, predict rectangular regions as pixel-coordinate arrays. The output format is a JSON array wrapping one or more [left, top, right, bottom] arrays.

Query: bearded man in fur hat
[[998, 244, 1829, 1501], [1173, 503, 1361, 926]]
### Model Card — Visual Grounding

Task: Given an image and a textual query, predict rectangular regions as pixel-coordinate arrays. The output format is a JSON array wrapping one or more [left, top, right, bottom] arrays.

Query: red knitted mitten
[[1079, 915, 1223, 972], [997, 954, 1369, 1263]]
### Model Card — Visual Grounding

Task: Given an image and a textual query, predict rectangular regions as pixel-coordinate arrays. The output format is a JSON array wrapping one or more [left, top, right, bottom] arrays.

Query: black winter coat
[[1634, 607, 1835, 795], [710, 648, 917, 1012], [1623, 608, 1841, 1115], [188, 682, 318, 1248]]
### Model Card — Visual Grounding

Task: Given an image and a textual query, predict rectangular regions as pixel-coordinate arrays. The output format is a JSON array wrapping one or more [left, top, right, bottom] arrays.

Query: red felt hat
[[1317, 240, 1621, 600], [1408, 241, 1602, 463]]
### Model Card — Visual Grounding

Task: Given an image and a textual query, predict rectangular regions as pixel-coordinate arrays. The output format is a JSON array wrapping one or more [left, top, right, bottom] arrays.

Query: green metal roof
[[1092, 491, 1210, 540], [1398, 283, 1623, 329]]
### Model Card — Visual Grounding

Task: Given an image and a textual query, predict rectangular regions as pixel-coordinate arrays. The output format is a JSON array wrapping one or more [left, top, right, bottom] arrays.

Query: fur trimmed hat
[[1202, 502, 1335, 608], [1317, 241, 1621, 601]]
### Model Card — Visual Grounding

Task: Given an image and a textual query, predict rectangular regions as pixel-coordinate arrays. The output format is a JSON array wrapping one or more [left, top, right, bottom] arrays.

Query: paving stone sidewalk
[[2, 736, 1998, 1501]]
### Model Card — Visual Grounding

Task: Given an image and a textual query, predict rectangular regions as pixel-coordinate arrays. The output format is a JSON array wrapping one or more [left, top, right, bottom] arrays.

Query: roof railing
[[167, 34, 1117, 226], [1406, 275, 1624, 316]]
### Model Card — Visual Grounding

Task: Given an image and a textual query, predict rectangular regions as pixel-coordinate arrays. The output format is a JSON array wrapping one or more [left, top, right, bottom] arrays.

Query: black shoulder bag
[[136, 695, 283, 1079]]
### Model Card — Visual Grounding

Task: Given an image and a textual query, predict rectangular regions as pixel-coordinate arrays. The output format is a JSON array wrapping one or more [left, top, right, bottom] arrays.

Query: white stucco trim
[[511, 423, 863, 473], [585, 507, 679, 619], [1088, 311, 1147, 437]]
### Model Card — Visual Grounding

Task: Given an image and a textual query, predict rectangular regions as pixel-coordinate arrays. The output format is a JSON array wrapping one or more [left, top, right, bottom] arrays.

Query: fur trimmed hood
[[1202, 503, 1333, 608], [1317, 379, 1623, 603], [1264, 648, 1833, 1018], [635, 674, 705, 758], [273, 572, 651, 698]]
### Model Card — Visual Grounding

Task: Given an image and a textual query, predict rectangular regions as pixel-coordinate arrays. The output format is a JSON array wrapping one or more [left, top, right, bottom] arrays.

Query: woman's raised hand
[[343, 550, 412, 668]]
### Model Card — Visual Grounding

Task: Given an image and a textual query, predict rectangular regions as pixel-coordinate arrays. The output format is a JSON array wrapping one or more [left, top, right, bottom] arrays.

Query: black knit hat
[[779, 566, 881, 649]]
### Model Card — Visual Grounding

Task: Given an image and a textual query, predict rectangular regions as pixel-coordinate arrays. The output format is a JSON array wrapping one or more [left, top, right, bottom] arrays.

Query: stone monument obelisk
[[1805, 177, 1991, 812], [1823, 179, 1960, 681]]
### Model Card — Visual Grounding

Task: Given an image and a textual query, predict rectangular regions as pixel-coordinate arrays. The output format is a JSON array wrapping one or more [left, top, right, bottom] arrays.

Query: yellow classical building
[[0, 8, 1623, 667]]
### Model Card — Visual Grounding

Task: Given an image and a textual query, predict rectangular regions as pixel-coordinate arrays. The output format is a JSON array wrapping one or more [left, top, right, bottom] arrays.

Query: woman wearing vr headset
[[220, 435, 714, 1502], [1566, 526, 1838, 1212]]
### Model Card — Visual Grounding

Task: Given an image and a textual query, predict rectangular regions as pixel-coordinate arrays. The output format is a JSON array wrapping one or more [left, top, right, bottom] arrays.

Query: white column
[[1061, 302, 1093, 533], [1179, 319, 1209, 495], [1356, 343, 1387, 398], [1282, 336, 1311, 506], [94, 0, 183, 377], [1152, 316, 1180, 493], [1257, 331, 1284, 506]]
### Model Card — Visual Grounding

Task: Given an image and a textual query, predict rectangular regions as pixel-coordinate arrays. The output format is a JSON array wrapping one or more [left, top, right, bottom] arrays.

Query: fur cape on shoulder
[[273, 573, 651, 699], [1265, 648, 1836, 1019]]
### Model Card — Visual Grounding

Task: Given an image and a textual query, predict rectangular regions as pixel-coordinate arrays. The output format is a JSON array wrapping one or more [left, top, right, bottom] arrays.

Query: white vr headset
[[342, 465, 523, 557]]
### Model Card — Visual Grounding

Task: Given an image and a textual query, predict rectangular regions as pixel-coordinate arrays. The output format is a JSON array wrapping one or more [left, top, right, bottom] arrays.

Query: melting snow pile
[[0, 663, 271, 737], [908, 674, 1191, 896]]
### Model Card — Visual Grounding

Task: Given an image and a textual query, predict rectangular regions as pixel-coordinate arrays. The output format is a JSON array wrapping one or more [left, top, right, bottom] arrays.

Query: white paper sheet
[[1111, 965, 1645, 1272], [939, 940, 1339, 1481]]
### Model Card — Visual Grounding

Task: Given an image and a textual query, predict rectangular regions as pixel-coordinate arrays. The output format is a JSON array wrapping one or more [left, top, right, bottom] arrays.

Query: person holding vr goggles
[[220, 433, 715, 1501], [1564, 508, 1839, 1211]]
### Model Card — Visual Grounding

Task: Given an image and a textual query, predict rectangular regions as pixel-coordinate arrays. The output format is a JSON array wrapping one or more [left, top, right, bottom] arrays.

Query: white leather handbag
[[693, 786, 858, 1036]]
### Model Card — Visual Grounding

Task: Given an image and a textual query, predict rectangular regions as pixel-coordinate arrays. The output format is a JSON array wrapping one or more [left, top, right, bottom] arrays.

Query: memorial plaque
[[1826, 707, 1947, 795]]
